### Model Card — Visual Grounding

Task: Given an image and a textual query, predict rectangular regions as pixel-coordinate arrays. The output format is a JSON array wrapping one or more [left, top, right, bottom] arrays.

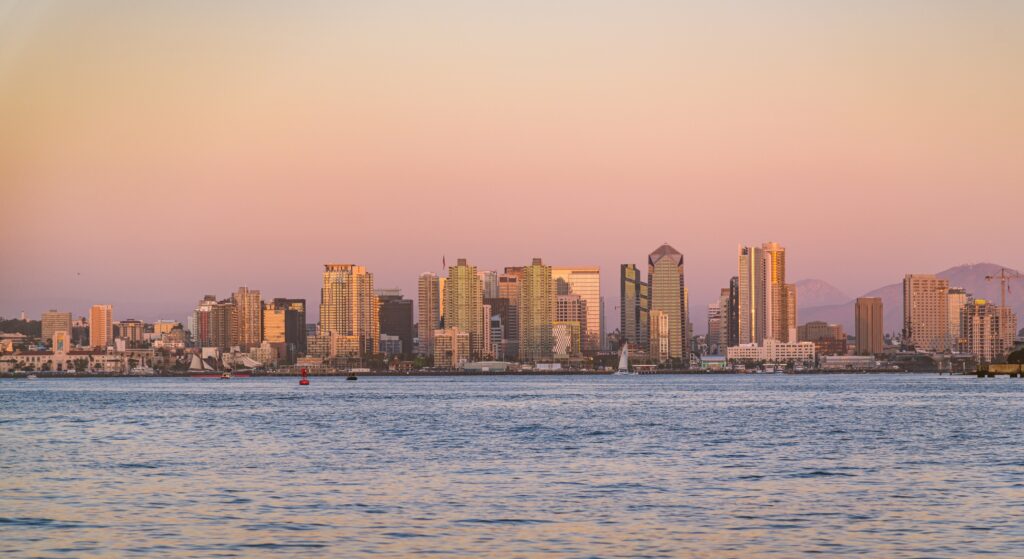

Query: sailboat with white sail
[[612, 344, 637, 375]]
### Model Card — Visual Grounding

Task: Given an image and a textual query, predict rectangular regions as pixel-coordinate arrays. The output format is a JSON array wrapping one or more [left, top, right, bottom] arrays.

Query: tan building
[[434, 327, 470, 369], [417, 273, 441, 356], [961, 300, 1018, 363], [947, 288, 969, 350], [551, 267, 601, 353], [518, 258, 554, 362], [444, 259, 485, 358], [785, 283, 797, 342], [649, 309, 670, 363], [797, 321, 847, 356], [648, 244, 687, 362], [855, 297, 884, 355], [762, 242, 790, 342], [319, 264, 379, 357], [41, 310, 72, 347], [903, 274, 950, 352], [738, 242, 793, 344], [552, 321, 581, 359], [232, 287, 262, 350], [89, 304, 113, 348], [115, 319, 144, 343], [498, 269, 522, 357], [262, 304, 287, 343]]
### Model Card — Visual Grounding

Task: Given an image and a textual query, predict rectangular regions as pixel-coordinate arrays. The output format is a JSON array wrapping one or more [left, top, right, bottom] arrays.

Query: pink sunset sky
[[1, 1, 1022, 331]]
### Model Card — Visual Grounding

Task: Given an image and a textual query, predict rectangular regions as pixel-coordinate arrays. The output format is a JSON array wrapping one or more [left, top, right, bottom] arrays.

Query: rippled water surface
[[3, 374, 1024, 557]]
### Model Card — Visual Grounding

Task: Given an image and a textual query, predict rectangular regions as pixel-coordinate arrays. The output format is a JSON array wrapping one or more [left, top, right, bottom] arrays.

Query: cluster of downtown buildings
[[1, 242, 1019, 373]]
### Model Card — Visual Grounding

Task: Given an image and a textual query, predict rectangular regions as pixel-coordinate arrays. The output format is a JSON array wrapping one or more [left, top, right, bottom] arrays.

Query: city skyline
[[4, 254, 1024, 336]]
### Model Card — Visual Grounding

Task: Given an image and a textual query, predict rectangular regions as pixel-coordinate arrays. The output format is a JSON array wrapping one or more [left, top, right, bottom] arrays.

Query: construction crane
[[984, 268, 1024, 308]]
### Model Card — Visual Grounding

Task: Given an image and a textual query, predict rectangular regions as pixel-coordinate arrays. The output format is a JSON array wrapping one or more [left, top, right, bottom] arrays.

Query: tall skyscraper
[[947, 287, 969, 350], [855, 297, 884, 355], [620, 264, 650, 351], [903, 274, 951, 352], [263, 298, 307, 358], [89, 304, 113, 348], [233, 286, 262, 349], [478, 270, 500, 299], [320, 264, 379, 357], [484, 297, 510, 360], [648, 244, 687, 363], [738, 245, 765, 344], [785, 283, 798, 343], [377, 289, 414, 357], [961, 299, 1018, 363], [417, 273, 441, 356], [762, 242, 790, 342], [727, 277, 740, 347], [738, 243, 792, 344], [707, 302, 722, 353], [519, 258, 554, 362], [499, 269, 522, 357], [551, 267, 601, 353], [445, 259, 485, 358], [41, 310, 72, 346]]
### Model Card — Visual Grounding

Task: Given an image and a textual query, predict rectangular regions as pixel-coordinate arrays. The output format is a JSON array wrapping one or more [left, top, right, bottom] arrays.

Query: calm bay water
[[2, 374, 1024, 558]]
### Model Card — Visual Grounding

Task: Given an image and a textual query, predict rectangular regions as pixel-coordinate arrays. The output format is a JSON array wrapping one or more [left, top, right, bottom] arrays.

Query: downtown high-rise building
[[499, 269, 523, 357], [518, 258, 554, 362], [551, 267, 601, 353], [262, 298, 307, 359], [444, 259, 485, 358], [319, 264, 379, 357], [961, 299, 1017, 363], [706, 302, 722, 353], [377, 289, 414, 358], [903, 274, 950, 352], [41, 310, 72, 346], [478, 270, 500, 299], [947, 287, 969, 350], [89, 304, 113, 348], [855, 297, 884, 355], [738, 243, 794, 344], [232, 286, 262, 350], [620, 264, 650, 351], [648, 244, 687, 363], [417, 273, 441, 357]]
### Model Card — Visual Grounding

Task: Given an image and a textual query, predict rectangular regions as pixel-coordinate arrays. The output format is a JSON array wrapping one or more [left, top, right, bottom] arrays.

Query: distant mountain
[[794, 279, 848, 309], [798, 263, 1024, 335]]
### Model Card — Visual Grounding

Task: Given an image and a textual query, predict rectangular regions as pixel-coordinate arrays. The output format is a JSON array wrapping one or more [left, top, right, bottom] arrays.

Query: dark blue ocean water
[[2, 374, 1024, 558]]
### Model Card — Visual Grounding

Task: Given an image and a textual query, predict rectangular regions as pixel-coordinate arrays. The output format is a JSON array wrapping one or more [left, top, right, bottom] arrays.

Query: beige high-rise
[[961, 300, 1018, 363], [855, 297, 884, 355], [551, 267, 601, 353], [648, 244, 687, 363], [519, 258, 554, 362], [762, 242, 789, 342], [233, 286, 262, 349], [417, 273, 441, 357], [89, 304, 113, 348], [903, 274, 950, 352], [41, 310, 72, 346], [947, 288, 969, 350], [319, 264, 379, 357], [444, 259, 485, 358]]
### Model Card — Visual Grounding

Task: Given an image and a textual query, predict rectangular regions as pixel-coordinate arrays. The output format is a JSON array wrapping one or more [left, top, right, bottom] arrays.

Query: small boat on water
[[612, 344, 637, 376], [26, 374, 38, 380]]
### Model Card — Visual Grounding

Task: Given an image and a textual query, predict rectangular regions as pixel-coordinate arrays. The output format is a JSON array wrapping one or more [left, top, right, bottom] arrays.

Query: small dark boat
[[346, 375, 358, 381]]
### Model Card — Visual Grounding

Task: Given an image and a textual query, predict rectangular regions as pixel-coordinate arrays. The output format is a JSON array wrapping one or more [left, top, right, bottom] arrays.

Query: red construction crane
[[984, 268, 1024, 308]]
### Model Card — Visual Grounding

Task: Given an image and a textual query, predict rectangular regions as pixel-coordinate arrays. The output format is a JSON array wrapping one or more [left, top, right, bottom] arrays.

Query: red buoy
[[299, 367, 310, 386]]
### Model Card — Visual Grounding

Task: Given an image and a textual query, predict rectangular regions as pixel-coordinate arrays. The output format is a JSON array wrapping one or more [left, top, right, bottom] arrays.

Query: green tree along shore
[[0, 319, 42, 337]]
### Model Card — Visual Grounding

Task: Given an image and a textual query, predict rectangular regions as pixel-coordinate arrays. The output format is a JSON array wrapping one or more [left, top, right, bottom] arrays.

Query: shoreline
[[2, 369, 943, 379]]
